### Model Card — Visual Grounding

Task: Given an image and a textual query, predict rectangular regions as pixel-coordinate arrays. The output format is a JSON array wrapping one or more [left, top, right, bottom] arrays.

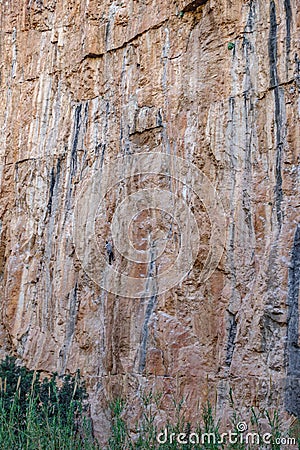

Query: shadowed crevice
[[182, 0, 208, 13]]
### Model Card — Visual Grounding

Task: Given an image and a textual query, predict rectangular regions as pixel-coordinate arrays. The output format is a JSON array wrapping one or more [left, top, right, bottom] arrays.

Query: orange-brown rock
[[0, 0, 299, 444]]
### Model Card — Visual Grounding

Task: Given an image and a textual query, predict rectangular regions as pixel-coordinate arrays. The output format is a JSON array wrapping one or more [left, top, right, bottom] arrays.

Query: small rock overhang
[[182, 0, 208, 13]]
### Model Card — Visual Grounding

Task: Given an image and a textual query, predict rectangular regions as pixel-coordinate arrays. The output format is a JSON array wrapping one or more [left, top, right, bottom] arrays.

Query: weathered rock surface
[[0, 0, 299, 442]]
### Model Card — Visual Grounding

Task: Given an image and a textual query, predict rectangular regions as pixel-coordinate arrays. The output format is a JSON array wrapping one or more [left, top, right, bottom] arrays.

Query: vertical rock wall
[[0, 0, 299, 440]]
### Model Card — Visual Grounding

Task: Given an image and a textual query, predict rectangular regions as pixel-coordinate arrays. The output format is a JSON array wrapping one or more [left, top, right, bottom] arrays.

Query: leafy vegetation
[[0, 356, 99, 449]]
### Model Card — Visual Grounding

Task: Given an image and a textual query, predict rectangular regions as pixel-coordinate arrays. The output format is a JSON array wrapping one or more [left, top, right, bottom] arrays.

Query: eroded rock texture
[[0, 0, 299, 441]]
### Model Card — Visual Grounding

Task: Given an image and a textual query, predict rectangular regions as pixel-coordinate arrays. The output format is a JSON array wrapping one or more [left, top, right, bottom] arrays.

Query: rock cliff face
[[0, 0, 299, 441]]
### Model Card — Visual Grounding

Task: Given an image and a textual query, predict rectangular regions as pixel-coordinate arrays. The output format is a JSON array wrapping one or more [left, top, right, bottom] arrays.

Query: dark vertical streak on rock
[[60, 282, 79, 373], [226, 312, 237, 366], [95, 101, 110, 167], [80, 102, 89, 176], [242, 1, 255, 235], [225, 2, 256, 368], [47, 168, 56, 215], [245, 0, 255, 33], [120, 51, 131, 155], [56, 158, 61, 187], [44, 157, 62, 330], [71, 104, 82, 178], [138, 294, 157, 373], [156, 109, 163, 127], [99, 145, 105, 168], [275, 140, 283, 229], [138, 244, 158, 373], [226, 95, 237, 365], [285, 225, 300, 417], [228, 96, 237, 289], [105, 21, 110, 51], [67, 282, 79, 341], [268, 1, 283, 229], [64, 103, 84, 214], [284, 0, 292, 76], [47, 157, 61, 215], [295, 54, 300, 91], [269, 1, 278, 88]]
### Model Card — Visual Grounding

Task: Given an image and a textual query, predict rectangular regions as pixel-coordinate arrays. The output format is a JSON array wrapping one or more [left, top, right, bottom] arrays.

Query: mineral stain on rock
[[47, 158, 61, 216], [70, 104, 82, 178], [284, 0, 292, 75], [268, 0, 285, 230], [138, 293, 157, 373], [225, 312, 237, 367], [285, 225, 300, 417]]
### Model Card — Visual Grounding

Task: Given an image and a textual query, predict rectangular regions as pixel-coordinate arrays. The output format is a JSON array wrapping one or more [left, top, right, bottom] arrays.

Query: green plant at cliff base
[[0, 356, 100, 450], [108, 397, 131, 450]]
